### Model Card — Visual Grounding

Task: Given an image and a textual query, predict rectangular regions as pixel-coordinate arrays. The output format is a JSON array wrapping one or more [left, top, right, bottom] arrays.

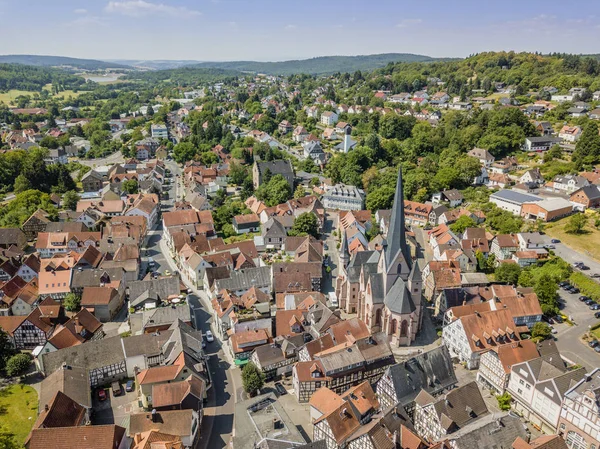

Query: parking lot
[[552, 281, 600, 369], [91, 380, 140, 429]]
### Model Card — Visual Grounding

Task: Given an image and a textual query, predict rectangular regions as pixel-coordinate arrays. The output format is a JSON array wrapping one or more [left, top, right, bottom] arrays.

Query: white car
[[205, 330, 214, 342]]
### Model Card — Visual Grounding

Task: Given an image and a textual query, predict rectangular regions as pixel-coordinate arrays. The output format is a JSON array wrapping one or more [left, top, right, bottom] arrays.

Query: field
[[0, 384, 38, 445], [0, 85, 87, 105], [545, 214, 600, 261]]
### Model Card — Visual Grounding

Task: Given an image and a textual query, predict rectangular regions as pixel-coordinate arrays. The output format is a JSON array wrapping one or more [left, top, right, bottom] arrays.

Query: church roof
[[385, 168, 411, 275], [384, 277, 416, 315]]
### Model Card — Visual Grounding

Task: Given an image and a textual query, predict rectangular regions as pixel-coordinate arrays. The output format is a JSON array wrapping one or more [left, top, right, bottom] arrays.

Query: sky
[[2, 0, 600, 61]]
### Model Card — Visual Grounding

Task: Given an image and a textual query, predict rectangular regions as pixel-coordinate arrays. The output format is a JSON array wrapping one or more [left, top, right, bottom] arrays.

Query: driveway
[[92, 384, 139, 429]]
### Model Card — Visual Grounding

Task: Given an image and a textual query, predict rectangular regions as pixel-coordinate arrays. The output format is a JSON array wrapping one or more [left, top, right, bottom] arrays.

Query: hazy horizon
[[2, 0, 600, 61]]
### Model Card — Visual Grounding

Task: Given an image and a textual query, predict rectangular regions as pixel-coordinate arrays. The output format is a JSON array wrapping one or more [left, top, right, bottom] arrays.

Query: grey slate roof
[[384, 277, 415, 315], [490, 189, 541, 204], [347, 250, 379, 283], [39, 365, 91, 409], [214, 266, 272, 292], [257, 160, 294, 177], [449, 415, 528, 449], [41, 335, 125, 376], [262, 218, 287, 239], [121, 330, 172, 358], [385, 168, 411, 274], [70, 267, 125, 289], [383, 345, 457, 406], [253, 344, 286, 368], [368, 273, 385, 304], [142, 305, 191, 330], [128, 276, 180, 305]]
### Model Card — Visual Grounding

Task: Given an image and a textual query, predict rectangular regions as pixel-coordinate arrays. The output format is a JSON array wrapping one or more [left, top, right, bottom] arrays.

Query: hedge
[[570, 272, 600, 302]]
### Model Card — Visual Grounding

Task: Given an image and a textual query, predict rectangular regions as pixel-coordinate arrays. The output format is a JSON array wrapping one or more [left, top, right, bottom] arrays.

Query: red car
[[98, 389, 107, 401]]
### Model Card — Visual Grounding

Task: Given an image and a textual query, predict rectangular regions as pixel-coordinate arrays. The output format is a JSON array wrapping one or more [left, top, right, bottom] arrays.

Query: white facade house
[[559, 125, 582, 142], [151, 124, 168, 139], [321, 184, 365, 211], [320, 111, 338, 126]]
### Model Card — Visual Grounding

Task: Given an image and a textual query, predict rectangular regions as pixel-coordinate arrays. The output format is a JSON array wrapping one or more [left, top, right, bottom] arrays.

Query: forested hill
[[0, 55, 129, 70], [0, 64, 88, 91], [187, 53, 453, 75]]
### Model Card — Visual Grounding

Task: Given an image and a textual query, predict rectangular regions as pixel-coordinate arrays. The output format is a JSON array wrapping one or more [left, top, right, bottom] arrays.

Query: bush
[[242, 362, 265, 396], [63, 293, 81, 312], [531, 322, 552, 342], [571, 272, 600, 301], [5, 353, 31, 377], [494, 263, 521, 285], [496, 392, 512, 411]]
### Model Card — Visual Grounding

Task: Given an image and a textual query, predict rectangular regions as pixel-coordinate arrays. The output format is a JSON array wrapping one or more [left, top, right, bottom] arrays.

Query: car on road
[[125, 380, 134, 392], [551, 239, 561, 243], [324, 243, 328, 250], [589, 339, 599, 348], [111, 382, 122, 397], [98, 389, 107, 401], [205, 330, 214, 342], [274, 382, 287, 396]]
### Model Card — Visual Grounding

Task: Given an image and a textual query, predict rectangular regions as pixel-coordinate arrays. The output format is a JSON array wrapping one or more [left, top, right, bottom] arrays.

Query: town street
[[141, 161, 239, 449]]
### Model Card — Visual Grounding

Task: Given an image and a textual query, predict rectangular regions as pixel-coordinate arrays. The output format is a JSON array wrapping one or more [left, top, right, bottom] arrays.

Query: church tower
[[384, 167, 412, 293], [339, 230, 350, 269]]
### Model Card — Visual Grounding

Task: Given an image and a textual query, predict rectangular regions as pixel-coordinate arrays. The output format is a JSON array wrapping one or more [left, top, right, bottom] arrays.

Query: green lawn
[[0, 384, 38, 445], [545, 215, 600, 261]]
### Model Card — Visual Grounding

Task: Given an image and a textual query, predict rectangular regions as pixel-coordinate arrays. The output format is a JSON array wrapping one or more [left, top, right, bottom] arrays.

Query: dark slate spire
[[340, 229, 350, 268], [385, 167, 411, 273]]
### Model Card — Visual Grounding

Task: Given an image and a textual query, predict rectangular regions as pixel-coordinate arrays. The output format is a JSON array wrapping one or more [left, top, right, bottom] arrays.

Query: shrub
[[242, 362, 265, 396], [6, 353, 31, 377], [571, 272, 600, 301], [496, 392, 512, 411]]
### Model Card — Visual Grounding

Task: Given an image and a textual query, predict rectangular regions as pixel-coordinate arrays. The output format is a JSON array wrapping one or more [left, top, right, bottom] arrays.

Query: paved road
[[554, 286, 600, 369], [321, 211, 339, 295], [541, 235, 600, 275], [141, 161, 237, 448]]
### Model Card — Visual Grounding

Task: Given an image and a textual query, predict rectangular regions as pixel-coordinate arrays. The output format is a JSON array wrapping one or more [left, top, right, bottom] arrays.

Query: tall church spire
[[339, 229, 350, 268], [385, 167, 411, 274]]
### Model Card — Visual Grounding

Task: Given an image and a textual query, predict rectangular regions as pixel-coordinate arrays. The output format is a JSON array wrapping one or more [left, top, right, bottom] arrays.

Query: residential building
[[523, 136, 562, 152], [128, 409, 200, 448], [558, 368, 600, 449], [509, 356, 586, 434], [476, 340, 540, 393], [322, 184, 365, 211], [233, 213, 260, 234], [376, 346, 457, 414], [442, 308, 519, 369], [150, 123, 168, 139], [320, 111, 338, 126], [413, 381, 488, 443], [570, 185, 600, 211], [559, 125, 582, 142], [468, 148, 495, 167], [27, 425, 127, 449]]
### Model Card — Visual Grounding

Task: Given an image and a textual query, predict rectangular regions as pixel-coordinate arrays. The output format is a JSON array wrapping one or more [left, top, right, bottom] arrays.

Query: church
[[335, 168, 423, 346]]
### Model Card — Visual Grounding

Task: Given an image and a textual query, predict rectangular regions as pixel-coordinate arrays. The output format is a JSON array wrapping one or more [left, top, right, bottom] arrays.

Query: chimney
[[393, 430, 399, 446], [151, 409, 157, 422], [44, 404, 49, 412]]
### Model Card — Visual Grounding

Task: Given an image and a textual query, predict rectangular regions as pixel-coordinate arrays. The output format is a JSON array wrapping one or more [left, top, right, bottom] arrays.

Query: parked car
[[98, 389, 107, 401], [589, 339, 600, 348], [111, 381, 122, 397], [205, 330, 214, 342], [545, 244, 555, 249], [550, 326, 558, 334], [559, 281, 569, 287], [553, 315, 564, 323], [580, 296, 590, 302], [164, 270, 172, 276], [585, 299, 595, 306], [562, 284, 572, 291], [581, 265, 590, 271], [551, 239, 561, 243], [148, 257, 155, 267], [594, 346, 600, 353], [592, 273, 600, 278], [595, 311, 600, 319], [591, 304, 600, 310], [274, 382, 287, 396], [571, 287, 580, 294], [542, 315, 555, 324]]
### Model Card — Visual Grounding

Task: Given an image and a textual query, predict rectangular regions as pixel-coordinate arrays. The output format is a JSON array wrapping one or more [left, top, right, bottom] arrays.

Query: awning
[[235, 358, 249, 366]]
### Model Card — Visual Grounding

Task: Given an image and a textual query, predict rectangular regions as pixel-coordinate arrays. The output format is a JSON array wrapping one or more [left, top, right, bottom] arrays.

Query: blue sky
[[2, 0, 600, 61]]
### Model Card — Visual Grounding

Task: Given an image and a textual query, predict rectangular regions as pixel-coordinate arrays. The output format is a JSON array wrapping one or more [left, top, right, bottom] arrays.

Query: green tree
[[518, 269, 535, 287], [229, 162, 247, 186], [173, 141, 197, 164], [0, 328, 16, 373], [5, 353, 31, 377], [294, 185, 305, 199], [573, 121, 600, 167], [535, 274, 559, 316], [290, 212, 319, 237], [366, 185, 395, 211], [63, 293, 81, 312], [242, 362, 265, 396], [531, 322, 552, 342], [494, 263, 521, 285], [255, 174, 292, 207], [122, 179, 139, 194], [496, 392, 512, 410], [564, 213, 588, 234], [449, 215, 477, 235], [146, 105, 154, 117], [0, 428, 19, 449], [62, 190, 79, 211], [13, 174, 32, 193]]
